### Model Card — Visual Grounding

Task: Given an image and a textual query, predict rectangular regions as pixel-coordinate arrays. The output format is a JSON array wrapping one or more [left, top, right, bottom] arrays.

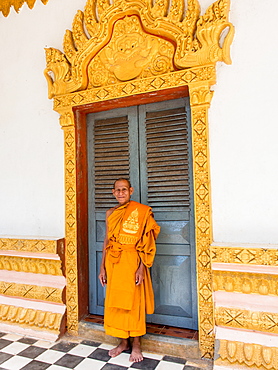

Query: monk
[[98, 178, 160, 362]]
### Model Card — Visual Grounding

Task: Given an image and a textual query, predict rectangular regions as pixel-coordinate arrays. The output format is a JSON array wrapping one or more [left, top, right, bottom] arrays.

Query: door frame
[[59, 82, 215, 358]]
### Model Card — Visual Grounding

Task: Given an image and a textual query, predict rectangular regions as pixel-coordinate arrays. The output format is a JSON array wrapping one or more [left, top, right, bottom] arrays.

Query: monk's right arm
[[98, 210, 110, 287]]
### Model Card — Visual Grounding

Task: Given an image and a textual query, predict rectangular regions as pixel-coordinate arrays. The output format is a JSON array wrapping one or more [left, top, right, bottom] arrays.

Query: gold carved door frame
[[44, 0, 234, 358]]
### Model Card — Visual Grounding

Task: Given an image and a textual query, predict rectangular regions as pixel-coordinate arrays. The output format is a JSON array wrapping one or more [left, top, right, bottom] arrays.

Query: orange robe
[[104, 200, 160, 338]]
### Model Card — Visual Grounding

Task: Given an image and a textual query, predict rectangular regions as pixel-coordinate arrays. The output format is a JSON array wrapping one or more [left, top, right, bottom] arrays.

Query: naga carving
[[45, 0, 234, 98]]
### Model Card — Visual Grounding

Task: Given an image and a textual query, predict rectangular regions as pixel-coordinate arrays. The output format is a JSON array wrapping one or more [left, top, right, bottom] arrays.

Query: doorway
[[87, 97, 198, 330]]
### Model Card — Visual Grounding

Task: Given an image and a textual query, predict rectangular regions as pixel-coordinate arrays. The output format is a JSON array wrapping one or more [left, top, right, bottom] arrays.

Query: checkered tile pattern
[[0, 332, 209, 370]]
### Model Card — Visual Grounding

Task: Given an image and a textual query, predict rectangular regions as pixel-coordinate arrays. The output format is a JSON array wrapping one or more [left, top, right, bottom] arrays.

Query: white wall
[[0, 0, 85, 237], [0, 0, 277, 243], [209, 0, 278, 244]]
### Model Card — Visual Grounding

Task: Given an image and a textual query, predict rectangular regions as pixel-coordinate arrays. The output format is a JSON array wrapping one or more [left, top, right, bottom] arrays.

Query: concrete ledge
[[78, 320, 202, 360]]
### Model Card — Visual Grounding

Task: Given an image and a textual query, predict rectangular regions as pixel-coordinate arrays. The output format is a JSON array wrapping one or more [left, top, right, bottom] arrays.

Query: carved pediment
[[44, 0, 234, 98]]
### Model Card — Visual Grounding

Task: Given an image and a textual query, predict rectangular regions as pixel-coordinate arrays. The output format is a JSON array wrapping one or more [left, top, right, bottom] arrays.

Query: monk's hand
[[135, 263, 145, 285], [99, 267, 107, 287]]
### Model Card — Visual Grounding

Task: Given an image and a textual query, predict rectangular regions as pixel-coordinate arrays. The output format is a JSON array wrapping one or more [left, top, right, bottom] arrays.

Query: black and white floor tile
[[0, 332, 210, 370]]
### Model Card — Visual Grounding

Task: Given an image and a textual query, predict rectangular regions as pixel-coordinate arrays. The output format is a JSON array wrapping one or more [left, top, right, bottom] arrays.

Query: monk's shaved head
[[113, 178, 131, 189]]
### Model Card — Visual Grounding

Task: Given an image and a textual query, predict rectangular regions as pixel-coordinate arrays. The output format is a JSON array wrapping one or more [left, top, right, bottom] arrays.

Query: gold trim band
[[216, 339, 278, 370], [0, 304, 63, 333], [213, 270, 278, 296], [212, 246, 278, 266], [215, 307, 278, 334], [0, 281, 64, 304], [0, 255, 63, 276], [0, 238, 57, 254]]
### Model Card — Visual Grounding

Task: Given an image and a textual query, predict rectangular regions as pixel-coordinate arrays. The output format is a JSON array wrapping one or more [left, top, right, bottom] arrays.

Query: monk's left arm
[[135, 259, 145, 285]]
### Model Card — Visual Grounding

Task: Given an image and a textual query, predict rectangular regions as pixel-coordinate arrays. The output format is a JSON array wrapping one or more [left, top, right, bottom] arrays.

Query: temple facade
[[0, 1, 278, 369]]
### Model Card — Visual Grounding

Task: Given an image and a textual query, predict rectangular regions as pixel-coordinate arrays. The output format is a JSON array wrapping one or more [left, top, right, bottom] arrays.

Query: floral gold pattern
[[0, 238, 58, 254], [53, 66, 216, 110], [0, 281, 64, 303], [213, 270, 278, 296], [45, 0, 234, 358], [215, 307, 278, 334], [0, 255, 63, 276], [189, 83, 214, 357], [0, 304, 63, 333], [0, 0, 49, 17], [216, 339, 278, 370], [44, 0, 234, 98], [212, 246, 278, 266]]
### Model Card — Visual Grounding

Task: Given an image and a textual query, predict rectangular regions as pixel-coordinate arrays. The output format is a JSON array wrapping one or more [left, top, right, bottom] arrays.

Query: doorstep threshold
[[78, 320, 202, 360]]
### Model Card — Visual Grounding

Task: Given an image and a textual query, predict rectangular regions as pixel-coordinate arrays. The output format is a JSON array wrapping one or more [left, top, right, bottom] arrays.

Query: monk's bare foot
[[109, 339, 130, 358], [130, 338, 143, 362]]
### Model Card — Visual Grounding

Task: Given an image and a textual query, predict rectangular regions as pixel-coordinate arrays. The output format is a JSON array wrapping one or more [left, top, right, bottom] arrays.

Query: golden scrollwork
[[0, 238, 58, 254], [54, 66, 216, 110], [60, 113, 79, 333], [0, 255, 63, 276], [213, 270, 278, 296], [0, 0, 49, 17], [44, 0, 234, 98], [0, 281, 64, 303], [212, 246, 278, 266], [215, 307, 278, 334], [0, 304, 63, 333], [189, 84, 214, 358], [216, 339, 278, 370], [45, 0, 234, 357], [88, 15, 175, 87]]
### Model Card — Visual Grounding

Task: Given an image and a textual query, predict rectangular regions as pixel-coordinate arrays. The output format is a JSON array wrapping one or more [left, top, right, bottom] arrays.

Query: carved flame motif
[[0, 0, 49, 17], [44, 0, 234, 98]]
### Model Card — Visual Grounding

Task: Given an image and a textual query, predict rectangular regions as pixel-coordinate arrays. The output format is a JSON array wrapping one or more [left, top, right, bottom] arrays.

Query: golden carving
[[212, 246, 278, 266], [44, 0, 234, 98], [0, 281, 63, 303], [216, 339, 278, 370], [0, 238, 58, 254], [45, 0, 234, 357], [213, 270, 278, 296], [215, 307, 278, 334], [0, 255, 63, 276], [0, 0, 49, 17], [189, 84, 214, 358], [88, 15, 175, 87], [0, 304, 63, 333], [61, 114, 79, 334], [54, 66, 216, 110]]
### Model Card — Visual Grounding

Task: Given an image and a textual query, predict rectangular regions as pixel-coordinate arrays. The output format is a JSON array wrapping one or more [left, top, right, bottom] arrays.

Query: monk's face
[[112, 180, 134, 205]]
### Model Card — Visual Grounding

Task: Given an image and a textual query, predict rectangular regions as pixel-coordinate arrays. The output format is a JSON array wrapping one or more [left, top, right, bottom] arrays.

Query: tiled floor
[[85, 315, 198, 340], [0, 332, 207, 370]]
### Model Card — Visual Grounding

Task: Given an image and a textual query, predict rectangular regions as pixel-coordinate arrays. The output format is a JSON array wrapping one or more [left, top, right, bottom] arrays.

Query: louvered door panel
[[139, 98, 198, 329], [94, 116, 130, 211], [145, 107, 190, 210]]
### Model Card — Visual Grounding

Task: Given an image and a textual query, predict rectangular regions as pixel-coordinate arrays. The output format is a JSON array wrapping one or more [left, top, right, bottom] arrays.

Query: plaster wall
[[0, 0, 277, 244]]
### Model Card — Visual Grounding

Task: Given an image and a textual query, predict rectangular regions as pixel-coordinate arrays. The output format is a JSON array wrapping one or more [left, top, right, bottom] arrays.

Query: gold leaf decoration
[[0, 304, 63, 333], [215, 307, 278, 334], [216, 340, 278, 370], [45, 0, 234, 98], [0, 0, 49, 17]]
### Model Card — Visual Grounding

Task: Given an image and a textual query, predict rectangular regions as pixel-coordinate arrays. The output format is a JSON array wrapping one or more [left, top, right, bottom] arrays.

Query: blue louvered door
[[87, 97, 197, 329]]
